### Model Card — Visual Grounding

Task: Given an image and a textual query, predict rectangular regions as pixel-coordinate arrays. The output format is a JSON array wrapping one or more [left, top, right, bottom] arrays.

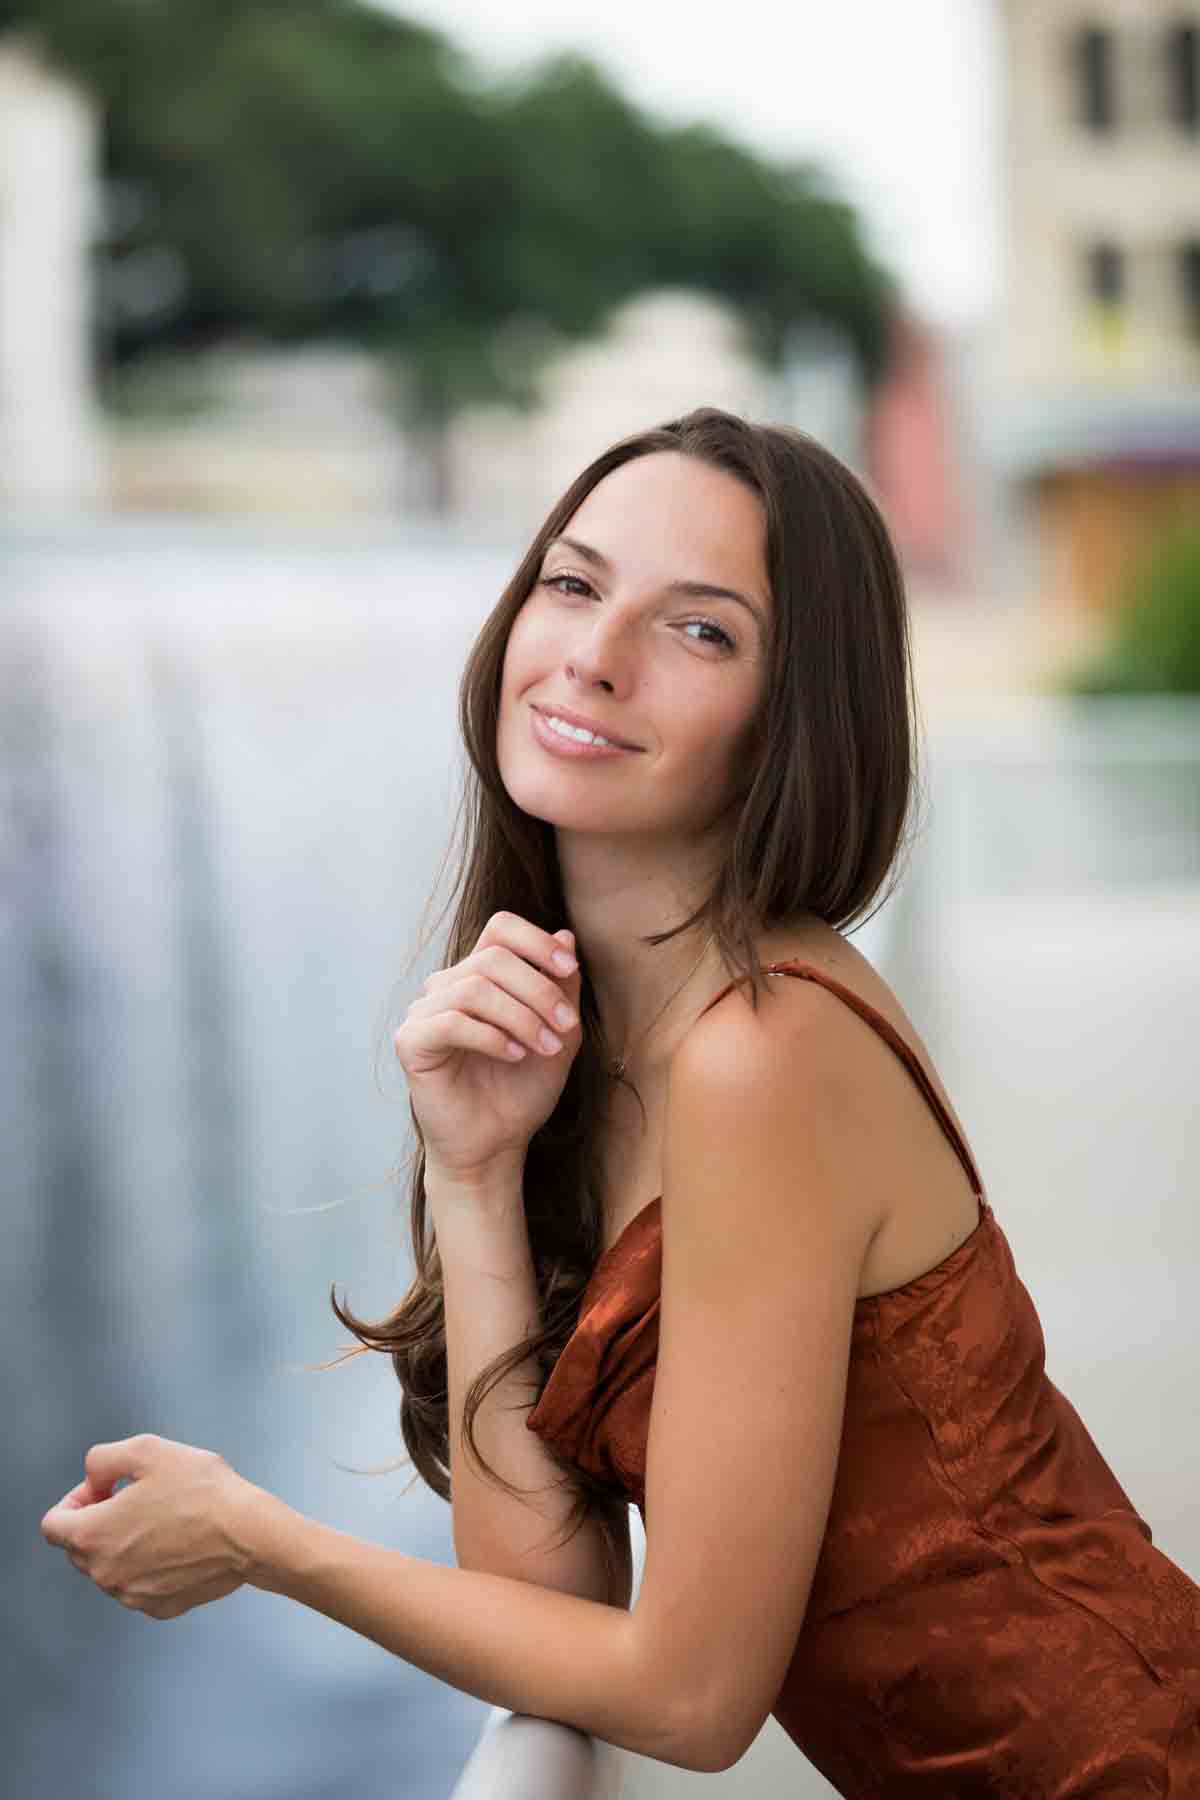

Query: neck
[[555, 826, 725, 1066]]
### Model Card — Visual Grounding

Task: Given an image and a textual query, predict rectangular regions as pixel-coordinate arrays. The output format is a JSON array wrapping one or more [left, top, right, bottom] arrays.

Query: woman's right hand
[[394, 912, 583, 1184]]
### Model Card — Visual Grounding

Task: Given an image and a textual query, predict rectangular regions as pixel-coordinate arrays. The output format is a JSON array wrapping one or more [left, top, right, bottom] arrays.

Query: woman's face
[[497, 451, 772, 843]]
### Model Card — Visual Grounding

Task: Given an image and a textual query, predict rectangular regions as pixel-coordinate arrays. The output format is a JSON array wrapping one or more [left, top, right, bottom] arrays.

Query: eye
[[539, 573, 735, 652], [540, 572, 595, 598], [682, 618, 736, 651]]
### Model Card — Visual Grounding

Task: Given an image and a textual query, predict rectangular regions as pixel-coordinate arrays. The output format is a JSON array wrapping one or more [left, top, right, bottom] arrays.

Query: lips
[[531, 703, 643, 751]]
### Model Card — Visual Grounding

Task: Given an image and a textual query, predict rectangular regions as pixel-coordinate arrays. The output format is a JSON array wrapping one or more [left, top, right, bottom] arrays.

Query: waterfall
[[2, 519, 520, 1799]]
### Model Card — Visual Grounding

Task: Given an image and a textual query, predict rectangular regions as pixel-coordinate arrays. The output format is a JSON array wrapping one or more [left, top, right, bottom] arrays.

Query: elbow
[[645, 1680, 760, 1774], [625, 1621, 764, 1772], [670, 1713, 756, 1776], [659, 1730, 748, 1776]]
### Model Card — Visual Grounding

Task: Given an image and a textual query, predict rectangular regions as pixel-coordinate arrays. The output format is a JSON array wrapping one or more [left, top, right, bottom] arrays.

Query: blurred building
[[445, 288, 780, 537], [991, 1, 1200, 611], [774, 307, 976, 601], [774, 316, 864, 473], [0, 33, 103, 513], [107, 343, 414, 516], [862, 306, 971, 591], [448, 284, 978, 594]]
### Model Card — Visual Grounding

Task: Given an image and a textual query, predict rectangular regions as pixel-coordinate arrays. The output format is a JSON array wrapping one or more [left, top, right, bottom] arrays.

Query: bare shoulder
[[660, 952, 888, 1315], [666, 948, 894, 1192], [678, 928, 953, 1126], [667, 930, 985, 1300], [673, 930, 902, 1102]]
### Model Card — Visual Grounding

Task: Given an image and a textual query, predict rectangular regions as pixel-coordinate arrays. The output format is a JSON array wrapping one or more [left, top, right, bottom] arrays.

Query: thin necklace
[[605, 932, 716, 1080]]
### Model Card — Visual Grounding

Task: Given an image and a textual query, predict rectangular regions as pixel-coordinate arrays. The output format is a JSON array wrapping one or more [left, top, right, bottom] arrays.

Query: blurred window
[[1080, 241, 1129, 367], [1087, 242, 1125, 307], [1166, 22, 1200, 131], [1073, 24, 1117, 132], [1181, 241, 1200, 342]]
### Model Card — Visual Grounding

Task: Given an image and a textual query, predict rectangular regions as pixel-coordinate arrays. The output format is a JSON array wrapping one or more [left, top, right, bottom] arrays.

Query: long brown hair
[[326, 405, 922, 1559]]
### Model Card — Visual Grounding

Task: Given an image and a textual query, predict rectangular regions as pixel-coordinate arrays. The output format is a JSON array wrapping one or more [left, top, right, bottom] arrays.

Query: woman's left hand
[[40, 1434, 261, 1620]]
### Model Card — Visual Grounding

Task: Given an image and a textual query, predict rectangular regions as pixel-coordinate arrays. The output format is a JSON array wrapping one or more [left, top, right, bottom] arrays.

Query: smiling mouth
[[529, 707, 642, 759], [531, 705, 643, 751]]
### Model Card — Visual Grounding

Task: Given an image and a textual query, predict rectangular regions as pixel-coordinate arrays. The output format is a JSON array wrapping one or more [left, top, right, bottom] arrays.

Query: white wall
[[0, 33, 103, 512]]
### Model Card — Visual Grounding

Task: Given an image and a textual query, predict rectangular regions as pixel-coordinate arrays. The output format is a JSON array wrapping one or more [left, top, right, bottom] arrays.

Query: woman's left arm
[[41, 977, 880, 1776]]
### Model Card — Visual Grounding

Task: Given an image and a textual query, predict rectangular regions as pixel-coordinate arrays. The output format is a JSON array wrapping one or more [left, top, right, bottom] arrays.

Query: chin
[[495, 743, 569, 821], [502, 778, 621, 833], [497, 758, 635, 836]]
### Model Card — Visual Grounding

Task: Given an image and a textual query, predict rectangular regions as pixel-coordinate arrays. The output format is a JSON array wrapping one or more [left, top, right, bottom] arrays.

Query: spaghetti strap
[[698, 960, 986, 1202]]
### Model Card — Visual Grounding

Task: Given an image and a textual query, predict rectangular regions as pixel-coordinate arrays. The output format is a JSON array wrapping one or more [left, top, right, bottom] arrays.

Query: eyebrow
[[543, 534, 766, 629]]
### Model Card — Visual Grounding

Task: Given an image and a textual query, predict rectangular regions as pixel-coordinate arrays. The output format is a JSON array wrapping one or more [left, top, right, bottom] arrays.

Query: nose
[[564, 608, 635, 698], [564, 653, 613, 694]]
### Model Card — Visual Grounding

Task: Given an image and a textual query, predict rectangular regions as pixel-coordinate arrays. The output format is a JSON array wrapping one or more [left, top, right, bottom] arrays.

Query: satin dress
[[526, 961, 1200, 1795]]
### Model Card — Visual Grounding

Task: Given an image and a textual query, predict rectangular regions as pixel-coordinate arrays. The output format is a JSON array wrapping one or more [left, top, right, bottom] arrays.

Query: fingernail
[[552, 950, 577, 973]]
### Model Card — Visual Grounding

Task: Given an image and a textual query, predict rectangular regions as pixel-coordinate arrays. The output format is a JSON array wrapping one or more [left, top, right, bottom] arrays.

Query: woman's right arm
[[429, 1163, 632, 1610], [393, 910, 631, 1611]]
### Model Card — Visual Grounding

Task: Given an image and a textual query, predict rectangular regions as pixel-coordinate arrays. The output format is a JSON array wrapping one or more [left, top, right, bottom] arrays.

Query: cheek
[[664, 686, 756, 767], [501, 606, 554, 695], [497, 619, 547, 758]]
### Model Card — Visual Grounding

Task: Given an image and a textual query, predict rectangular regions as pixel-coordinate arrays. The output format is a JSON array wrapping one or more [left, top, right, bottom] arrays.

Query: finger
[[460, 945, 579, 1042], [84, 1434, 158, 1492], [42, 1495, 109, 1549], [414, 924, 579, 1033], [402, 986, 568, 1065], [420, 919, 577, 993], [41, 1505, 79, 1549], [51, 1481, 92, 1510], [47, 1477, 110, 1513], [475, 912, 580, 982], [427, 969, 571, 1059], [399, 1008, 533, 1073]]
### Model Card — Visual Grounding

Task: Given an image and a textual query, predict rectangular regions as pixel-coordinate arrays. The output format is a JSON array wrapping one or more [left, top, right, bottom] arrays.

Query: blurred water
[[2, 519, 527, 1800]]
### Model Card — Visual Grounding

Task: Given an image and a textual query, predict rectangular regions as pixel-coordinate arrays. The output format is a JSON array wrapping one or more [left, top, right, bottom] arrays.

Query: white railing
[[449, 1708, 627, 1799]]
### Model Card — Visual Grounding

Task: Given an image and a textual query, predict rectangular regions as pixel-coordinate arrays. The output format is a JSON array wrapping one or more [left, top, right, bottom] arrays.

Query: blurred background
[[2, 1, 1198, 1795]]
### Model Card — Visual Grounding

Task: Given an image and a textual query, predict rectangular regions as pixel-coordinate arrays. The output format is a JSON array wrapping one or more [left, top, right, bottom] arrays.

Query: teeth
[[545, 714, 614, 747]]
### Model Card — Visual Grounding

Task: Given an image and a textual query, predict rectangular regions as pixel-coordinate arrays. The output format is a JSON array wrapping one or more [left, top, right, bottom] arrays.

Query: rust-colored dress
[[526, 961, 1200, 1795]]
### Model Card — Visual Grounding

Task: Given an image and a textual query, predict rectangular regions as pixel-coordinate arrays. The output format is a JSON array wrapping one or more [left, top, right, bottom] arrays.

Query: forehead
[[555, 452, 769, 596]]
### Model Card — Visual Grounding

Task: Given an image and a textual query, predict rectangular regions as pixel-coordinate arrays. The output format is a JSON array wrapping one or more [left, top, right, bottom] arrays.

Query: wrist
[[424, 1155, 527, 1216], [232, 1481, 310, 1595]]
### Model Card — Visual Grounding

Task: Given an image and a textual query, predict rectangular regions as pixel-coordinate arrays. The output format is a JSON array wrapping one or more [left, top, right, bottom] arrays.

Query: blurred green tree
[[1061, 516, 1200, 696], [1, 1, 897, 505]]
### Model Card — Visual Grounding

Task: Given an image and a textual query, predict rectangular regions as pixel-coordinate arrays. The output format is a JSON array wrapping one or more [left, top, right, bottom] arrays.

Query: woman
[[41, 409, 1200, 1791]]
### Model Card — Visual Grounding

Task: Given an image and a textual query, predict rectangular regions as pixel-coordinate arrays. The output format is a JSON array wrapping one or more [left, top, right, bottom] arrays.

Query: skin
[[39, 450, 891, 1773]]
